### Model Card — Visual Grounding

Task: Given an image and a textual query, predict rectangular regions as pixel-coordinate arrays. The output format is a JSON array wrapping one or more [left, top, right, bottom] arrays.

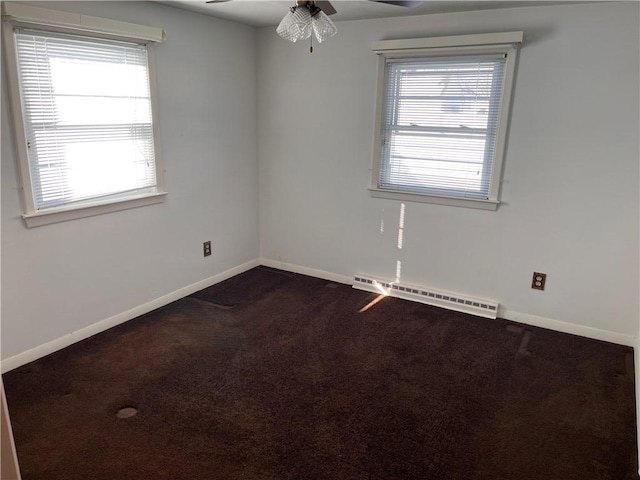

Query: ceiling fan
[[205, 0, 422, 12], [205, 0, 421, 50]]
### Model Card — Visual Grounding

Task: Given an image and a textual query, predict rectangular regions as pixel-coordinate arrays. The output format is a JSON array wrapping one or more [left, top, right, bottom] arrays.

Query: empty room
[[1, 0, 638, 478]]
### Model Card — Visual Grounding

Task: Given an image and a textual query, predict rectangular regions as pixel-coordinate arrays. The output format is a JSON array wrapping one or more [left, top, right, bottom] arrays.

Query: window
[[371, 33, 522, 210], [2, 3, 166, 227]]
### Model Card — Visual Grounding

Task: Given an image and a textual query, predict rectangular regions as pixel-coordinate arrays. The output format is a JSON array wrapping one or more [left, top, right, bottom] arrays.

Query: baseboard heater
[[353, 275, 499, 319]]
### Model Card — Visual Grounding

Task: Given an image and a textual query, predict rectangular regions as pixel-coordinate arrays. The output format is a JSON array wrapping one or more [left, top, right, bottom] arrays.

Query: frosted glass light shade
[[312, 10, 337, 43], [276, 7, 312, 43], [276, 5, 337, 44]]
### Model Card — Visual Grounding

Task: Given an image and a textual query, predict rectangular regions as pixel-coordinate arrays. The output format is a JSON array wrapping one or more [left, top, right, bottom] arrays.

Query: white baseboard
[[498, 307, 635, 347], [0, 258, 260, 374], [259, 258, 352, 285]]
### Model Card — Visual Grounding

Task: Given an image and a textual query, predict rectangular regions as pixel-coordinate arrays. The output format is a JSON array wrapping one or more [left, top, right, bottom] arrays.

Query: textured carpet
[[3, 266, 638, 479]]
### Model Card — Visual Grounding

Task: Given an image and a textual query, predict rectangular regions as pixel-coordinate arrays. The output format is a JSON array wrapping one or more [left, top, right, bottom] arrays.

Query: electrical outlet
[[531, 272, 546, 290], [203, 241, 212, 257]]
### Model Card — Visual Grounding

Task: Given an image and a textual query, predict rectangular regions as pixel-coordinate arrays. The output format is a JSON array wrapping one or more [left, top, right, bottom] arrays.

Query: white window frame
[[370, 32, 523, 211], [1, 3, 167, 227]]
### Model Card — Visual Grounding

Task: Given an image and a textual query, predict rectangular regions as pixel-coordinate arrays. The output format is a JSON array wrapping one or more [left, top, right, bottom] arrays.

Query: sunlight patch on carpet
[[359, 294, 387, 313]]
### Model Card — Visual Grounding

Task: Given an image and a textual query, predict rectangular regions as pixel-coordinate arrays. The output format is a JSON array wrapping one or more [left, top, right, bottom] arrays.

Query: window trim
[[370, 32, 523, 210], [1, 3, 167, 227]]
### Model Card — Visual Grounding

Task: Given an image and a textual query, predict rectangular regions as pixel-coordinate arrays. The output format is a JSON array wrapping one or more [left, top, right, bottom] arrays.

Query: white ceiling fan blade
[[315, 1, 337, 16], [370, 0, 423, 7]]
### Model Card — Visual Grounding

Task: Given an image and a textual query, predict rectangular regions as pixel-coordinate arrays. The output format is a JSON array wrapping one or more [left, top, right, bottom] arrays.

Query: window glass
[[379, 54, 506, 200], [14, 30, 158, 211]]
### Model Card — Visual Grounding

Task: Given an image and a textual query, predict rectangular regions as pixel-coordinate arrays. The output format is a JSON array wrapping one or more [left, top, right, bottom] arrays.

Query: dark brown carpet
[[3, 266, 638, 479]]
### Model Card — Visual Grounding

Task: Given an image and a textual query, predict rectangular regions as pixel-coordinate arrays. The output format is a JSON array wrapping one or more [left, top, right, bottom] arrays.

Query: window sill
[[22, 192, 167, 228], [369, 188, 499, 211]]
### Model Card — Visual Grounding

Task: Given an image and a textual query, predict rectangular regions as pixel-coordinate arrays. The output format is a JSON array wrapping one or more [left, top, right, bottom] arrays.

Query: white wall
[[1, 1, 259, 360], [257, 2, 640, 337], [2, 1, 638, 364]]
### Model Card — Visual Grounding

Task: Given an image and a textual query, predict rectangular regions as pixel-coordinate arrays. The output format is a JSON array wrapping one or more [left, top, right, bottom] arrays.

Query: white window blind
[[379, 54, 507, 200], [14, 30, 157, 210]]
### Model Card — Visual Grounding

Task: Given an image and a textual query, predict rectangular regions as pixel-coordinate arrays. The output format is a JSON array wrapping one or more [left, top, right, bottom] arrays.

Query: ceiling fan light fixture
[[276, 2, 337, 45]]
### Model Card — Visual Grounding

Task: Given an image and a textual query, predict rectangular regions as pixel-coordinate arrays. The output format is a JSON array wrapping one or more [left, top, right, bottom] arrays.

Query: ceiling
[[155, 0, 587, 28]]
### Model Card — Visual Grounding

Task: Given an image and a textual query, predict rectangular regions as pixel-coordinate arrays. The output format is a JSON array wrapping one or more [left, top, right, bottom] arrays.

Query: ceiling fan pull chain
[[310, 34, 313, 53]]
